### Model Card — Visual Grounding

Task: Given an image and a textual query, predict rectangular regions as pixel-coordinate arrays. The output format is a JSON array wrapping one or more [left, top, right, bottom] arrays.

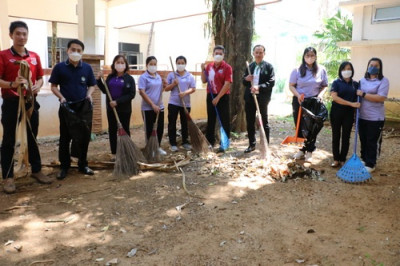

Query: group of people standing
[[0, 21, 390, 194]]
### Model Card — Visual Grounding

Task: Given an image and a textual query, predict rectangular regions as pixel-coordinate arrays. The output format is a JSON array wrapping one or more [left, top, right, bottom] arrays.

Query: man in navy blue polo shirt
[[49, 39, 96, 180]]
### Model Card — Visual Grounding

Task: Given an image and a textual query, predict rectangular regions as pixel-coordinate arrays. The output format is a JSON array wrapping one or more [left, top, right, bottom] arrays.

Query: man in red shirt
[[201, 45, 232, 152], [0, 21, 53, 194]]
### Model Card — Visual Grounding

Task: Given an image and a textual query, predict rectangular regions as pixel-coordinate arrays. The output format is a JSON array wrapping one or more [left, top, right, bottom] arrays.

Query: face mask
[[305, 57, 315, 65], [148, 65, 157, 74], [214, 54, 223, 63], [367, 66, 379, 75], [68, 52, 82, 62], [115, 64, 126, 73], [341, 70, 352, 79], [176, 64, 186, 72]]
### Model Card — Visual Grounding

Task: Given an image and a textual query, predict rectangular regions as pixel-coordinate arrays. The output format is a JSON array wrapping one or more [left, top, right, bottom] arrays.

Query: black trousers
[[245, 95, 270, 146], [330, 106, 355, 162], [107, 109, 131, 154], [206, 94, 230, 147], [358, 119, 384, 168], [58, 99, 92, 170], [1, 98, 41, 179], [143, 109, 164, 145], [168, 104, 190, 146], [292, 96, 318, 152]]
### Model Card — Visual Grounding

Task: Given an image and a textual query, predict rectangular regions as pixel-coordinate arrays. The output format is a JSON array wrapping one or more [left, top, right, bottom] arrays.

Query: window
[[373, 5, 400, 22], [47, 37, 74, 68], [118, 42, 142, 69]]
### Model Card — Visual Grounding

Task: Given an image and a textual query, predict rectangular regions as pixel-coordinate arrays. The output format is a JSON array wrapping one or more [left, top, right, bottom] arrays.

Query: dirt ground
[[0, 115, 399, 266]]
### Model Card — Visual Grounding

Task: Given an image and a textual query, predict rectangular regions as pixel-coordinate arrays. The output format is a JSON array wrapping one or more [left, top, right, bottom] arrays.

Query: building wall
[[362, 5, 400, 40]]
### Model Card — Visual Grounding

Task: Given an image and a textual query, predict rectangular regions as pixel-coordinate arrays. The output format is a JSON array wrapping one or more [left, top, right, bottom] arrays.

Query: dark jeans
[[58, 99, 93, 170], [245, 95, 270, 146], [107, 109, 131, 154], [168, 104, 190, 146], [206, 94, 230, 147], [292, 95, 317, 152], [1, 98, 41, 179], [358, 119, 384, 168], [330, 106, 355, 162], [143, 109, 164, 145]]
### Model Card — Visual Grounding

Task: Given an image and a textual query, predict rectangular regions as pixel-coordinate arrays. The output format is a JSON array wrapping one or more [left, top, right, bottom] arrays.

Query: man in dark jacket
[[242, 45, 275, 153]]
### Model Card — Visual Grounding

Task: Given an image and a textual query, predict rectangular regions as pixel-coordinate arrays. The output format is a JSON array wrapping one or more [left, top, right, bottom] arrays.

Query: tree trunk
[[51, 22, 57, 68], [211, 0, 254, 132]]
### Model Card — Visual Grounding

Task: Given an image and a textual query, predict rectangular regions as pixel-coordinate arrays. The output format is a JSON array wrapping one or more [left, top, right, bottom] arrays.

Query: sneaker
[[3, 178, 16, 194], [361, 160, 366, 166], [158, 148, 167, 155], [304, 152, 312, 162], [331, 161, 340, 167], [170, 145, 179, 152], [293, 150, 305, 160], [365, 166, 375, 173], [31, 171, 53, 184], [182, 143, 192, 151]]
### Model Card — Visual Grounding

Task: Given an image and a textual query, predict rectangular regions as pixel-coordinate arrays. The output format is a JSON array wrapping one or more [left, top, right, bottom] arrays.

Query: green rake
[[336, 98, 371, 183]]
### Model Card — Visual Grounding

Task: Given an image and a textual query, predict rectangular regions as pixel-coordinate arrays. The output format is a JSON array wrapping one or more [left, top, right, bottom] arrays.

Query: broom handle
[[100, 76, 122, 126], [353, 96, 360, 154], [245, 61, 263, 119], [169, 56, 190, 113]]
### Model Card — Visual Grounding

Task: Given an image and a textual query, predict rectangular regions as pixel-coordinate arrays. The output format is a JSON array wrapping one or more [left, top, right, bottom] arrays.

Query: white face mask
[[341, 70, 352, 79], [176, 64, 186, 72], [214, 54, 223, 63], [115, 64, 126, 73], [148, 65, 157, 74], [68, 52, 82, 62]]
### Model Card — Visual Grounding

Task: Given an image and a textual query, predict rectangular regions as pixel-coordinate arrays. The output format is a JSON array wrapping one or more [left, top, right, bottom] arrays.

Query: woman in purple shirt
[[97, 55, 136, 158], [356, 57, 389, 173], [165, 56, 196, 152], [138, 56, 167, 155], [289, 47, 328, 162]]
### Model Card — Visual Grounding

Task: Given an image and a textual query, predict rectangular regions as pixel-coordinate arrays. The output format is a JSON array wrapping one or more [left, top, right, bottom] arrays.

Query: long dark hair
[[364, 57, 384, 80], [299, 47, 318, 78], [338, 61, 354, 80], [110, 55, 129, 76]]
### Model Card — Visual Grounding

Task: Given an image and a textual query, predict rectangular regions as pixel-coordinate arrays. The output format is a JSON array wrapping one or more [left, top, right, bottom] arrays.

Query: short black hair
[[146, 56, 157, 65], [338, 61, 354, 80], [67, 39, 85, 51], [213, 45, 225, 53], [176, 55, 187, 64], [253, 44, 265, 52], [364, 57, 384, 80], [9, 21, 28, 34]]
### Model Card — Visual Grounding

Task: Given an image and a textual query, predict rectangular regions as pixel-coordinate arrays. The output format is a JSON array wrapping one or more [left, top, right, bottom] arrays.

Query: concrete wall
[[362, 5, 400, 40]]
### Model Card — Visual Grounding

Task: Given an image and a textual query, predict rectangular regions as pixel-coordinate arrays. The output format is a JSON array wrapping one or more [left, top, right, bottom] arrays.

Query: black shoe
[[244, 145, 256, 153], [79, 166, 94, 175], [57, 168, 68, 180], [216, 147, 225, 153]]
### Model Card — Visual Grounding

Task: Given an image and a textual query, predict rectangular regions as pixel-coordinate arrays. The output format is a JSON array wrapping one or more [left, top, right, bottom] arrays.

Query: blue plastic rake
[[336, 99, 371, 183], [206, 78, 230, 151]]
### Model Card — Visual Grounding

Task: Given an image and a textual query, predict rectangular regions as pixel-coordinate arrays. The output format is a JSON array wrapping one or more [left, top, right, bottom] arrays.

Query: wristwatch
[[362, 92, 366, 98]]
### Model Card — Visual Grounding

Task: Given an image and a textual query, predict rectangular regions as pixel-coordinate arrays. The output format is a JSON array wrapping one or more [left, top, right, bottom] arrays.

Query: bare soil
[[1, 116, 399, 266]]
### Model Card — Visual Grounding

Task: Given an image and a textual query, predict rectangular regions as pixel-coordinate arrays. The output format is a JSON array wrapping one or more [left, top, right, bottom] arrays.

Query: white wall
[[362, 5, 400, 40]]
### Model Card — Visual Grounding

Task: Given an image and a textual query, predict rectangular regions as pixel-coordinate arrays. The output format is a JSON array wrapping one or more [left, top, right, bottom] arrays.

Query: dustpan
[[337, 98, 371, 183], [281, 94, 305, 146]]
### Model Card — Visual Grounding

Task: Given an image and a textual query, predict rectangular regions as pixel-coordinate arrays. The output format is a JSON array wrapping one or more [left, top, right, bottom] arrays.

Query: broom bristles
[[256, 113, 268, 160], [187, 119, 211, 154], [143, 134, 162, 163], [114, 134, 145, 177]]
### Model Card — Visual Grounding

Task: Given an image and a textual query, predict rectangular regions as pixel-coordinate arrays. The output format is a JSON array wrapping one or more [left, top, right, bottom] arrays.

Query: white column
[[77, 0, 96, 53], [352, 6, 364, 41], [0, 0, 10, 50], [104, 1, 119, 65]]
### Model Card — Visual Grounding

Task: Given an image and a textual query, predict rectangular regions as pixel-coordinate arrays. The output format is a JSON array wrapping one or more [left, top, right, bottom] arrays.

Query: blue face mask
[[367, 66, 379, 75]]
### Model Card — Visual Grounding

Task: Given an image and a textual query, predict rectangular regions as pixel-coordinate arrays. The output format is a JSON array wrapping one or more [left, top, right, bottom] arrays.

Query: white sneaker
[[182, 143, 192, 151], [293, 151, 305, 160], [305, 152, 312, 162], [158, 148, 167, 155], [365, 166, 375, 173], [361, 160, 366, 166], [170, 146, 178, 152]]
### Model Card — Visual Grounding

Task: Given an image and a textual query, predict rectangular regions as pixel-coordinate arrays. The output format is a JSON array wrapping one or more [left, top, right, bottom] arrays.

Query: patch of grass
[[357, 226, 366, 232], [275, 115, 293, 122], [365, 253, 384, 266]]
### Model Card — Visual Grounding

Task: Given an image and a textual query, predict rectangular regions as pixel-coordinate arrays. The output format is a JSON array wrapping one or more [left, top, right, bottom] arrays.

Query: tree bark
[[211, 0, 254, 132]]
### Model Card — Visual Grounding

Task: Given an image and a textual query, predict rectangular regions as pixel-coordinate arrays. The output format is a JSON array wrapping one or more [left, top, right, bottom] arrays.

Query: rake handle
[[294, 94, 305, 141], [353, 96, 360, 154]]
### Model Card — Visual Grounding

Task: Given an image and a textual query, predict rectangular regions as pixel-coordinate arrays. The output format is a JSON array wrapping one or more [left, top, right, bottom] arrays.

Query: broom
[[143, 82, 164, 163], [204, 72, 230, 151], [336, 97, 371, 183], [169, 56, 211, 154], [100, 77, 145, 177], [246, 61, 268, 160]]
